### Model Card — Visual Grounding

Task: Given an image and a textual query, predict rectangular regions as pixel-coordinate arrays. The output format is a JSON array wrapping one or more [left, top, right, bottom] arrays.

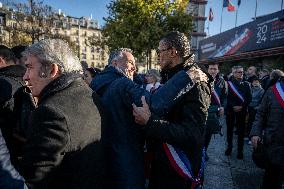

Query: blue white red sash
[[212, 89, 221, 106], [163, 143, 205, 189], [227, 81, 244, 103], [272, 82, 284, 109]]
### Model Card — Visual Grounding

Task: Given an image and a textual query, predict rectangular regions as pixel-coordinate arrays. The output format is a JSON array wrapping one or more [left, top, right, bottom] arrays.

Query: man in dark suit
[[225, 65, 251, 159]]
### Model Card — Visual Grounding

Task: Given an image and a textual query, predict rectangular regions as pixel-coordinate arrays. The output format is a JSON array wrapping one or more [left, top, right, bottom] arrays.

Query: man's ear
[[0, 57, 7, 67], [112, 60, 117, 66], [170, 47, 178, 57], [50, 63, 60, 78]]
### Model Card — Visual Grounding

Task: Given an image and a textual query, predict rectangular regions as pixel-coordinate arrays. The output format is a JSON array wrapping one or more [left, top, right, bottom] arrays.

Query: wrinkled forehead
[[25, 54, 40, 66], [122, 51, 135, 62], [234, 68, 243, 73]]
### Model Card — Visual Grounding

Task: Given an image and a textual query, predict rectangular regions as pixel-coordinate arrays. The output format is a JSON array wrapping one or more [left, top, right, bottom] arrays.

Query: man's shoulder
[[109, 77, 135, 90], [0, 75, 22, 86]]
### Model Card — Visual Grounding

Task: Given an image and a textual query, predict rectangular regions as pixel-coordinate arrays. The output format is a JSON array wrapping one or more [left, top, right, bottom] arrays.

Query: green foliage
[[102, 0, 193, 57]]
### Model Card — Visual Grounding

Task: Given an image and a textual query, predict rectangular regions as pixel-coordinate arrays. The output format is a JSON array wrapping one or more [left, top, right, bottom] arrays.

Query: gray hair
[[23, 39, 82, 74], [232, 65, 243, 72], [270, 69, 284, 80], [108, 48, 133, 65], [146, 69, 161, 82]]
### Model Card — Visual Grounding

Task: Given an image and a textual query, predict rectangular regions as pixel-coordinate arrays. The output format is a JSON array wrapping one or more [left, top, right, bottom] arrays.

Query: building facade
[[0, 4, 108, 70], [187, 0, 207, 60]]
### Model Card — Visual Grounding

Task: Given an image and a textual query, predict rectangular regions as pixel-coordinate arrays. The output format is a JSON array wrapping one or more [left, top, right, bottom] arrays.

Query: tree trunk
[[148, 50, 152, 70]]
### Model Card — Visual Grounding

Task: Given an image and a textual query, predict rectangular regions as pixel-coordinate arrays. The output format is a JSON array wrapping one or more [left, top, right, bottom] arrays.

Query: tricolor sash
[[272, 82, 284, 109], [212, 89, 221, 106], [227, 81, 244, 103], [163, 143, 205, 189]]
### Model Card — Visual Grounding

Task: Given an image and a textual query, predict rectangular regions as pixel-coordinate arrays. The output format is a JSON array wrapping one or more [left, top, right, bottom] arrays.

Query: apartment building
[[0, 4, 108, 70]]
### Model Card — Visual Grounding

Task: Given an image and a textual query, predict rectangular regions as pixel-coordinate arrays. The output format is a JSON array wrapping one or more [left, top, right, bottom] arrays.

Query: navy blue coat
[[91, 66, 194, 189]]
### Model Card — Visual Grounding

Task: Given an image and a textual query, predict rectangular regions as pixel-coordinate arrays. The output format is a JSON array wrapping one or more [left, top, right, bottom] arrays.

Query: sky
[[12, 0, 284, 36], [205, 0, 284, 36]]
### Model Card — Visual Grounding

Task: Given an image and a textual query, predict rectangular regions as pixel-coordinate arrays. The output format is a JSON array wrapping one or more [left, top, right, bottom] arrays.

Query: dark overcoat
[[91, 66, 194, 189], [146, 62, 211, 189], [250, 78, 284, 168], [20, 73, 104, 189]]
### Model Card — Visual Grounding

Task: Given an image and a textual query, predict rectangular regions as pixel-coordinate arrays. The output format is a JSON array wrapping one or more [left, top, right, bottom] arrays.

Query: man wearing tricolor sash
[[133, 31, 212, 189], [204, 63, 227, 160], [225, 65, 251, 159], [250, 77, 284, 189]]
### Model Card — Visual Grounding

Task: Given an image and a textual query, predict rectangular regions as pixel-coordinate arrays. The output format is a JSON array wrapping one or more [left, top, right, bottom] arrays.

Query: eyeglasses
[[156, 47, 172, 55]]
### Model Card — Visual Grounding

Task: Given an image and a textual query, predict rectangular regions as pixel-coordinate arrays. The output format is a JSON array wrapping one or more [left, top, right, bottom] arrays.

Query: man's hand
[[233, 106, 242, 112], [251, 136, 261, 149], [219, 107, 224, 116], [132, 96, 151, 125], [186, 68, 208, 83]]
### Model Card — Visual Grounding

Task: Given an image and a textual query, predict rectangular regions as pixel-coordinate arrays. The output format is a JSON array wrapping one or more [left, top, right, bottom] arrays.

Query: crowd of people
[[0, 31, 283, 189]]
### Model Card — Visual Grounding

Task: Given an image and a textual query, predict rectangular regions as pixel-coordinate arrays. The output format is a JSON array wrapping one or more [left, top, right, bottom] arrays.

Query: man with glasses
[[133, 31, 211, 189], [225, 65, 251, 159], [91, 48, 206, 189]]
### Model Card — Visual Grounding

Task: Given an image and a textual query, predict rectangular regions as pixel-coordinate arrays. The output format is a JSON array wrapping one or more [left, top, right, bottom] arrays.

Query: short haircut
[[232, 65, 243, 72], [208, 63, 219, 67], [146, 69, 161, 82], [23, 39, 82, 74], [108, 48, 133, 65], [260, 69, 269, 74], [11, 45, 26, 59], [270, 69, 284, 80], [0, 45, 16, 65]]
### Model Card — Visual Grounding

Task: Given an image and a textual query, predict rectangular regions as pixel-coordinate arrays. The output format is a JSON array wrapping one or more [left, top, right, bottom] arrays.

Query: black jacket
[[91, 66, 195, 189], [0, 65, 26, 165], [19, 73, 104, 189], [250, 77, 284, 167], [209, 74, 227, 113], [146, 61, 211, 189], [226, 77, 251, 112]]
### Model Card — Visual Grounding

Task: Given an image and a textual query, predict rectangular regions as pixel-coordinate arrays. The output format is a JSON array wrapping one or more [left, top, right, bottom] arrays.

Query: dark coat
[[261, 75, 270, 90], [250, 78, 284, 167], [206, 75, 227, 135], [0, 129, 27, 189], [19, 73, 104, 189], [0, 65, 26, 164], [208, 74, 227, 113], [146, 62, 211, 189], [226, 77, 252, 112], [91, 66, 195, 189]]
